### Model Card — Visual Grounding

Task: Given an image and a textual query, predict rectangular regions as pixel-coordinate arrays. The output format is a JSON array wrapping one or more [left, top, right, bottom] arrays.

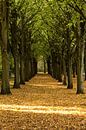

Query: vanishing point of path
[[0, 74, 86, 129]]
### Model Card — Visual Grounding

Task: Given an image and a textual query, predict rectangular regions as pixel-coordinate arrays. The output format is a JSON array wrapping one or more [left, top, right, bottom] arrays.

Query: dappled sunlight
[[28, 83, 62, 89], [0, 74, 86, 129], [0, 74, 86, 108], [0, 104, 86, 116]]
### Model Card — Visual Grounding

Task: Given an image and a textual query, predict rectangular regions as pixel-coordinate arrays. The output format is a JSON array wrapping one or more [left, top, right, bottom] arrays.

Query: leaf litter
[[0, 74, 86, 130]]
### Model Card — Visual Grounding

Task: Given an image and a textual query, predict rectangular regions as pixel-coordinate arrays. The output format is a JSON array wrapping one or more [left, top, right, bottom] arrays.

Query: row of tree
[[45, 0, 86, 94], [0, 0, 37, 94], [32, 0, 86, 94], [0, 0, 86, 94]]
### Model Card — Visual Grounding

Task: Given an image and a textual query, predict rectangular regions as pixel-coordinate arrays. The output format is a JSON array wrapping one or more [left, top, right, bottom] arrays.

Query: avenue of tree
[[0, 0, 86, 94]]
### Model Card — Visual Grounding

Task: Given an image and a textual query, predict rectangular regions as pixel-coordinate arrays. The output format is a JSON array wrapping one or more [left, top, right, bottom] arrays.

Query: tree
[[10, 1, 20, 88], [0, 0, 11, 94]]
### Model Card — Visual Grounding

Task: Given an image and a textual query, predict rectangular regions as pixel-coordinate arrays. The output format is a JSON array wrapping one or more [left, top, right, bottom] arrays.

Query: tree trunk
[[30, 57, 34, 77], [84, 43, 86, 80], [20, 51, 25, 84], [67, 57, 73, 89], [44, 59, 46, 73], [13, 55, 20, 88], [10, 6, 20, 88], [63, 58, 67, 85], [52, 57, 58, 80], [25, 57, 32, 80], [58, 58, 62, 82], [47, 57, 52, 75], [72, 63, 76, 78], [24, 42, 30, 81], [33, 58, 37, 75], [20, 38, 25, 84], [0, 0, 11, 94], [76, 17, 85, 94], [20, 16, 25, 85], [77, 39, 84, 94], [24, 58, 29, 81], [66, 28, 73, 89]]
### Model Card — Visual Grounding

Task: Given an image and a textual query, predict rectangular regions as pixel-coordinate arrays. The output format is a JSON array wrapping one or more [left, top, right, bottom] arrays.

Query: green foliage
[[9, 0, 86, 61]]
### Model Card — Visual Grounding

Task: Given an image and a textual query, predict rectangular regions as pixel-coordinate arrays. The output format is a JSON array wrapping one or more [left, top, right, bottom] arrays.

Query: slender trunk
[[51, 53, 59, 79], [33, 58, 37, 75], [13, 56, 20, 88], [34, 59, 37, 75], [72, 63, 76, 78], [20, 39, 25, 84], [25, 57, 32, 80], [84, 43, 86, 80], [20, 52, 25, 84], [76, 18, 85, 94], [24, 43, 30, 81], [24, 58, 29, 81], [28, 59, 32, 79], [20, 17, 25, 84], [58, 59, 62, 82], [0, 0, 11, 94], [66, 28, 73, 89], [10, 6, 20, 88], [67, 57, 73, 89], [52, 59, 58, 79], [77, 39, 84, 94], [63, 58, 67, 85], [30, 57, 34, 77], [47, 58, 52, 75], [44, 59, 46, 73]]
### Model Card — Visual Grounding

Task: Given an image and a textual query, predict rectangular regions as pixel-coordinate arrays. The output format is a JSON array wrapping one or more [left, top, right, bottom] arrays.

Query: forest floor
[[0, 74, 86, 130]]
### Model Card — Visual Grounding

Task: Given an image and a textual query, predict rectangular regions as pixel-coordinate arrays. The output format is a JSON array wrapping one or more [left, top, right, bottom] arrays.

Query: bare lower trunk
[[24, 59, 29, 81], [76, 19, 85, 94], [44, 60, 46, 73], [77, 41, 84, 94], [34, 59, 37, 75], [63, 58, 67, 85], [58, 59, 62, 82], [13, 56, 20, 88], [67, 57, 73, 89], [20, 55, 25, 84], [47, 57, 52, 75], [52, 54, 58, 80], [72, 63, 76, 78], [84, 43, 86, 80], [1, 49, 11, 94]]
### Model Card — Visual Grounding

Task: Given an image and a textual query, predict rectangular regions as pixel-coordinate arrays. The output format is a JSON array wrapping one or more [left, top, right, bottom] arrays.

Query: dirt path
[[0, 74, 86, 129]]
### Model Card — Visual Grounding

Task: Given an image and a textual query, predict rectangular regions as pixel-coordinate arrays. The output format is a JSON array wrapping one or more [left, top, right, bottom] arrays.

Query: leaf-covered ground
[[0, 74, 86, 130]]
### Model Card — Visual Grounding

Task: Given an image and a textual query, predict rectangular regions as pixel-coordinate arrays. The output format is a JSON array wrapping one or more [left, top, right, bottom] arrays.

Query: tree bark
[[76, 17, 85, 94], [44, 59, 46, 73], [20, 16, 25, 85], [67, 57, 73, 89], [66, 28, 73, 89], [47, 57, 52, 75], [20, 49, 25, 84], [76, 38, 84, 94], [63, 58, 67, 85], [10, 6, 20, 88], [0, 0, 11, 94], [52, 55, 58, 80], [58, 57, 62, 82], [72, 63, 76, 78], [13, 55, 20, 88], [84, 43, 86, 80]]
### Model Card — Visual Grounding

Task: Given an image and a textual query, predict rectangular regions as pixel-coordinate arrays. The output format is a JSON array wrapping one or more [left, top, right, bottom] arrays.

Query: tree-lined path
[[0, 0, 86, 129], [0, 74, 86, 129]]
